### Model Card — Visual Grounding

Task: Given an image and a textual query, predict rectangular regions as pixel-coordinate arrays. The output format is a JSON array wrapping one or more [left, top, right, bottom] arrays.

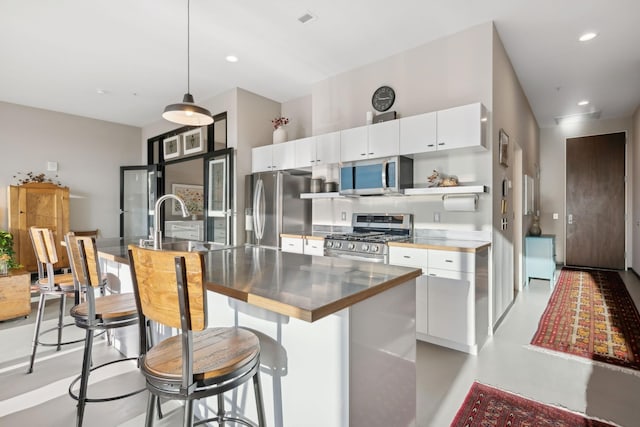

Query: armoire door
[[8, 183, 70, 272]]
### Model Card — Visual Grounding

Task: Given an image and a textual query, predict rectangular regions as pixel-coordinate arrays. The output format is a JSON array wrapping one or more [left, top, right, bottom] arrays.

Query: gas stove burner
[[324, 213, 413, 261]]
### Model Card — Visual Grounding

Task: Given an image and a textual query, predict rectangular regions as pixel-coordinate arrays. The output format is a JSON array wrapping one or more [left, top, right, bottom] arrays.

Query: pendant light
[[162, 0, 213, 126]]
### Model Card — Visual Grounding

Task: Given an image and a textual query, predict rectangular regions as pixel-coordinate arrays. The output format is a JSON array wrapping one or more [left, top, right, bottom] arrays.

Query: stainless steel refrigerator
[[246, 171, 311, 249]]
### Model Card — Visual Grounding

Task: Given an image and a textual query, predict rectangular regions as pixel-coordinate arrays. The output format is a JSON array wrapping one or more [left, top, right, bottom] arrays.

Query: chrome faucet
[[152, 194, 190, 249]]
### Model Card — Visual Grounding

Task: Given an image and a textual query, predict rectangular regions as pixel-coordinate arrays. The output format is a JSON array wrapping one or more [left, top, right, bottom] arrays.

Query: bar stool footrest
[[68, 356, 145, 403]]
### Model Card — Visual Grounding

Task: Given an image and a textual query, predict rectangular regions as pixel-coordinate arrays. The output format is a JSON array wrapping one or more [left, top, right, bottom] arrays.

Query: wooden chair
[[70, 229, 99, 238], [128, 245, 266, 427], [65, 234, 143, 427], [27, 226, 83, 374]]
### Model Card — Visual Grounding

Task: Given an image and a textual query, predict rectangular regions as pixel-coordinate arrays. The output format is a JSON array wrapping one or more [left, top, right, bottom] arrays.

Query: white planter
[[273, 126, 288, 144]]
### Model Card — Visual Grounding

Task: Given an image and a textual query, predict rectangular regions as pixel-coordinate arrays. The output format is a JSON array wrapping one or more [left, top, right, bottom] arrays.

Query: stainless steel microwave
[[339, 156, 413, 196]]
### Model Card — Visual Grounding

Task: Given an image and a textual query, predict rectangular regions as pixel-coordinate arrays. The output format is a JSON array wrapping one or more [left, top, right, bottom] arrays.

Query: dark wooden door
[[566, 132, 625, 269]]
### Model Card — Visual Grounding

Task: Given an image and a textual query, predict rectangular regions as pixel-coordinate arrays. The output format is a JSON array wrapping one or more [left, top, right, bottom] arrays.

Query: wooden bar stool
[[128, 245, 266, 427], [27, 226, 83, 374], [65, 234, 143, 427]]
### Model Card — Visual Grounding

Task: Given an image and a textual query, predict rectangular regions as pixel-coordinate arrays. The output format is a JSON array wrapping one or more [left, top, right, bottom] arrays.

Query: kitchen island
[[95, 239, 421, 427]]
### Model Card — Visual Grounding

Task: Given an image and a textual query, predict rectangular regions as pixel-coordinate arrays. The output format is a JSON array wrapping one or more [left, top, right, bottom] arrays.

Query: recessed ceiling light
[[579, 32, 598, 42], [225, 55, 239, 63], [577, 100, 589, 106]]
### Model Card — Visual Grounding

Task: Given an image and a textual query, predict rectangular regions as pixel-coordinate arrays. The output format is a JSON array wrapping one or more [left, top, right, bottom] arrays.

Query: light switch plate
[[552, 213, 559, 220], [47, 161, 58, 172]]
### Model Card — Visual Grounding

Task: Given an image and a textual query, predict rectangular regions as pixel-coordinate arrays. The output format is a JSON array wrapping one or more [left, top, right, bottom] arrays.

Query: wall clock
[[371, 86, 395, 112]]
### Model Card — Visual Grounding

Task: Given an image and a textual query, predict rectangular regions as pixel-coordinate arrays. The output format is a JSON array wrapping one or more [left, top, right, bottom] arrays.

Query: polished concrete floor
[[1, 272, 640, 426]]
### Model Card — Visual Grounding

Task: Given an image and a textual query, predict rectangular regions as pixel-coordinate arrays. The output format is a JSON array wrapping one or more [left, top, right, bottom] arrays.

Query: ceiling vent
[[298, 12, 316, 24]]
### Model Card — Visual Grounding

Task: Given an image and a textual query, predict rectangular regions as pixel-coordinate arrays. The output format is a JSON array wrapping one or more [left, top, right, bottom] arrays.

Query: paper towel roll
[[443, 195, 478, 212]]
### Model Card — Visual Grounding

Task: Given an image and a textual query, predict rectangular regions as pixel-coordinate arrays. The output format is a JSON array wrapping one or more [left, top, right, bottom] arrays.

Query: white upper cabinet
[[251, 141, 296, 173], [399, 112, 437, 155], [294, 136, 317, 168], [436, 102, 487, 151], [294, 132, 341, 168], [340, 125, 369, 161], [368, 120, 400, 158], [252, 145, 274, 173], [399, 103, 486, 155], [340, 121, 399, 162], [272, 141, 296, 170], [315, 131, 341, 166]]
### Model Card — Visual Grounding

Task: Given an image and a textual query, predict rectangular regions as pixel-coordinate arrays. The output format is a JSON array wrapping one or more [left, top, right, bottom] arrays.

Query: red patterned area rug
[[451, 382, 616, 426], [530, 268, 640, 372]]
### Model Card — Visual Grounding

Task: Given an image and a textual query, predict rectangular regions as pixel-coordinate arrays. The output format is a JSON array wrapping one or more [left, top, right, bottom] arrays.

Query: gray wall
[[0, 101, 141, 237]]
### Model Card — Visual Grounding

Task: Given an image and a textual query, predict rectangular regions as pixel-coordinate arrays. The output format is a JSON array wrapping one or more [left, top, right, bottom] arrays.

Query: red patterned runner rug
[[451, 382, 616, 426], [530, 267, 640, 371]]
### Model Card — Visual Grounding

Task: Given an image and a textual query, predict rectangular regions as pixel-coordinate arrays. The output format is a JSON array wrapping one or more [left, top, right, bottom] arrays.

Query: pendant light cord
[[187, 0, 191, 95]]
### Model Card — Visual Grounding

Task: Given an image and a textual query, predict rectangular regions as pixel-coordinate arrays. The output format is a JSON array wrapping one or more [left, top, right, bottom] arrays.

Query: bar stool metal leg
[[27, 293, 47, 374], [253, 371, 266, 427], [76, 329, 94, 427], [184, 400, 195, 427], [217, 394, 226, 427], [57, 294, 66, 351], [145, 393, 157, 427]]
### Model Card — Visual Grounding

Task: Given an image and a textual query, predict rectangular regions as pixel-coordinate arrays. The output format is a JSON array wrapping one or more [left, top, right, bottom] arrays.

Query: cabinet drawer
[[304, 238, 325, 256], [388, 246, 428, 269], [281, 237, 304, 254], [428, 249, 474, 273], [426, 267, 468, 281]]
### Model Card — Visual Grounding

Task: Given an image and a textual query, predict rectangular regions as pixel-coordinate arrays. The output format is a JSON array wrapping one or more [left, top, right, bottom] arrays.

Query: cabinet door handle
[[438, 142, 445, 146], [445, 259, 453, 263], [403, 255, 411, 259]]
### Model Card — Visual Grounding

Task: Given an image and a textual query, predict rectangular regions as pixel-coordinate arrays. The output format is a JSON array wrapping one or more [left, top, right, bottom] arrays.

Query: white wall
[[0, 101, 141, 237], [311, 22, 493, 135], [491, 25, 539, 323], [282, 95, 312, 140], [539, 116, 632, 264], [630, 105, 639, 272], [309, 23, 494, 230]]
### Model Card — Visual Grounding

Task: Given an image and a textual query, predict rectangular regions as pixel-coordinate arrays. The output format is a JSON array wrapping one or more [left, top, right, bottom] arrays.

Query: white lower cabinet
[[427, 270, 473, 345], [281, 235, 324, 256], [388, 245, 489, 355]]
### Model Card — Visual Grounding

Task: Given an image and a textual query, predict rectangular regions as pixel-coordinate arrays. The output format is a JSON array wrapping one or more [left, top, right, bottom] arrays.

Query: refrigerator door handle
[[254, 178, 266, 240]]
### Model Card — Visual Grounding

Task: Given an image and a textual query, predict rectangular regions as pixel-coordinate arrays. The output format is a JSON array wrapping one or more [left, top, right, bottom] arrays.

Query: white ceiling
[[1, 0, 639, 128]]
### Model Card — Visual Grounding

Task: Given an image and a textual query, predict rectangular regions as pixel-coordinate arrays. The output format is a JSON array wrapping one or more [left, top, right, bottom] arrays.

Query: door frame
[[564, 131, 628, 269]]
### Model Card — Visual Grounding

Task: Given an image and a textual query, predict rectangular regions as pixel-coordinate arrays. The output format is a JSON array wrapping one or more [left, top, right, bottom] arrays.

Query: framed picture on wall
[[499, 129, 509, 167], [183, 128, 204, 155], [172, 183, 204, 215], [163, 135, 181, 160]]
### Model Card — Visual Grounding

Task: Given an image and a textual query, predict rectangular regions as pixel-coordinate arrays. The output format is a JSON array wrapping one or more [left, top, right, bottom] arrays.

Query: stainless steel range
[[324, 213, 412, 263]]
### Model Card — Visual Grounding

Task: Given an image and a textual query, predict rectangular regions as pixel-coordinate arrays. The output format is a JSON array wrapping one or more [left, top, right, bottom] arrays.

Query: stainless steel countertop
[[96, 240, 421, 323]]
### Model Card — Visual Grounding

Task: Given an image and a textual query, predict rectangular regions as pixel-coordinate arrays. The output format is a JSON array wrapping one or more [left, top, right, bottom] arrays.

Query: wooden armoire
[[8, 183, 70, 272]]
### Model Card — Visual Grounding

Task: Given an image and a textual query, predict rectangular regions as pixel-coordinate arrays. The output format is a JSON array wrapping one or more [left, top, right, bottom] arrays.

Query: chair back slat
[[30, 227, 58, 265], [65, 233, 101, 288], [128, 246, 206, 331]]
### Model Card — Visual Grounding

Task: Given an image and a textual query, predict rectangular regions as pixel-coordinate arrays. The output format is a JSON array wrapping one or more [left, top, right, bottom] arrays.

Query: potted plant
[[0, 231, 20, 275]]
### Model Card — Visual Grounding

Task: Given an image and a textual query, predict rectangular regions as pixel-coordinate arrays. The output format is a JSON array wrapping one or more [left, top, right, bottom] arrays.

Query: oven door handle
[[326, 252, 386, 263]]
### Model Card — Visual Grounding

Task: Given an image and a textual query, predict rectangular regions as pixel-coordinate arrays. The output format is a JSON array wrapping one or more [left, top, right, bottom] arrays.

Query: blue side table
[[525, 235, 556, 287]]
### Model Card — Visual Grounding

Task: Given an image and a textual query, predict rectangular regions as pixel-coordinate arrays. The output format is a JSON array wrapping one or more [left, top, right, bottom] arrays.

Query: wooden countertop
[[280, 233, 326, 240], [388, 238, 491, 253], [95, 239, 421, 323]]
